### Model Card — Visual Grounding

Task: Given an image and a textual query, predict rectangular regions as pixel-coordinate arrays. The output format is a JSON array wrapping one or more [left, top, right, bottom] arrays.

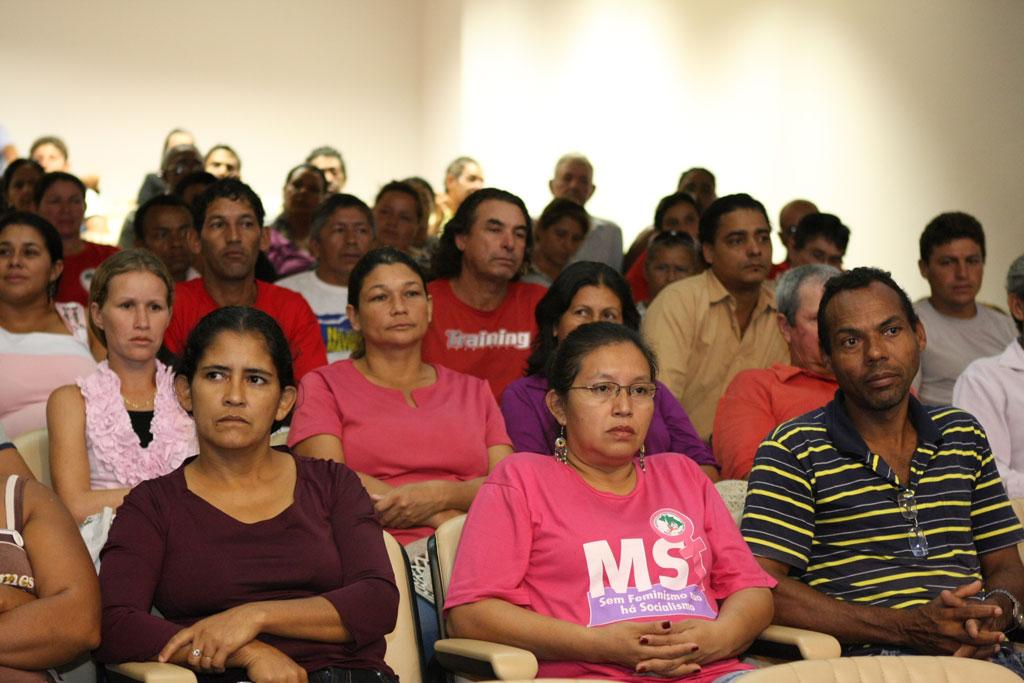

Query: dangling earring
[[555, 425, 569, 465], [638, 445, 646, 472]]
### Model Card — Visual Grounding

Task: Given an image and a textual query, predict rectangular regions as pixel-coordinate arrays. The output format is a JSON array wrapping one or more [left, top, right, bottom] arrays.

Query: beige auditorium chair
[[13, 428, 51, 486], [738, 655, 1021, 682], [428, 514, 840, 681], [107, 530, 422, 683]]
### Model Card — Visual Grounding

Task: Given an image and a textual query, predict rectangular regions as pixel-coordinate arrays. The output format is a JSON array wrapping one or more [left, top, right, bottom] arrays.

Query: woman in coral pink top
[[290, 247, 512, 657], [48, 250, 196, 525], [446, 323, 775, 683]]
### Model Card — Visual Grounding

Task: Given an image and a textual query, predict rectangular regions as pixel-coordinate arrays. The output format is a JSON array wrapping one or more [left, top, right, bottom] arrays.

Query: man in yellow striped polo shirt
[[741, 267, 1024, 672]]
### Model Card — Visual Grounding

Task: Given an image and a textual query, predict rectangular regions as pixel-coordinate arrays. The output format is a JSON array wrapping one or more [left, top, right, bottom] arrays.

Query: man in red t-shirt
[[163, 179, 326, 380], [423, 188, 546, 399]]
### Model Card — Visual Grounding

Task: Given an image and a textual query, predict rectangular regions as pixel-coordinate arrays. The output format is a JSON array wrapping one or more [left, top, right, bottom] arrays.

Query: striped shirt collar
[[824, 392, 943, 464]]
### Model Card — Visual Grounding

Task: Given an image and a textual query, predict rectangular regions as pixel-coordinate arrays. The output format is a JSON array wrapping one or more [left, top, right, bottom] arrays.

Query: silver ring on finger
[[191, 648, 202, 658]]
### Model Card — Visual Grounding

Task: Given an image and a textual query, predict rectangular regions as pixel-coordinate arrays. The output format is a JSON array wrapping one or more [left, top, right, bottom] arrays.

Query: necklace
[[122, 390, 156, 410]]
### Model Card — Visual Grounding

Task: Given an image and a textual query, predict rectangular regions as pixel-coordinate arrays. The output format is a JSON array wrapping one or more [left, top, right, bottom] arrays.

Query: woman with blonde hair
[[48, 249, 196, 526]]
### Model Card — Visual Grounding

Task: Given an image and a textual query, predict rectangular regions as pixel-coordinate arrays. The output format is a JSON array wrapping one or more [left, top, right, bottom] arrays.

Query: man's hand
[[899, 581, 1005, 655]]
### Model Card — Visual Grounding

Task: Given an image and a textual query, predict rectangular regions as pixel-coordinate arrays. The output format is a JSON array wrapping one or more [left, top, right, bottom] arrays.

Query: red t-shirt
[[768, 260, 792, 280], [445, 452, 775, 682], [164, 279, 328, 381], [58, 241, 120, 306], [422, 279, 546, 399]]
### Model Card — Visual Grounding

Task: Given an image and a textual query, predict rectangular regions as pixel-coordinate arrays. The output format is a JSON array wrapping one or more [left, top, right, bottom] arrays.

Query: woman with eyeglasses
[[448, 322, 774, 683], [501, 261, 718, 480]]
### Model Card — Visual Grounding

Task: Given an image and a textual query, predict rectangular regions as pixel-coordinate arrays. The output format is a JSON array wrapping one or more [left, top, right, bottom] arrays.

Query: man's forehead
[[148, 205, 192, 226], [827, 282, 907, 327], [557, 159, 593, 179], [207, 197, 257, 219]]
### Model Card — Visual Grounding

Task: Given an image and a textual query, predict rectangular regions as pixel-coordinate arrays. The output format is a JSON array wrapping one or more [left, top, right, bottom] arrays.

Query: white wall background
[[4, 0, 1022, 305]]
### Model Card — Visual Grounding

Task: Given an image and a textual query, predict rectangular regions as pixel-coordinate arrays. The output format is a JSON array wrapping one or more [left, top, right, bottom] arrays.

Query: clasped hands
[[158, 604, 307, 682], [904, 580, 1009, 658], [595, 618, 733, 678]]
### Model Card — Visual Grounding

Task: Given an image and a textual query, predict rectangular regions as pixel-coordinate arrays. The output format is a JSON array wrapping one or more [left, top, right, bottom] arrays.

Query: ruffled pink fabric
[[77, 360, 197, 489]]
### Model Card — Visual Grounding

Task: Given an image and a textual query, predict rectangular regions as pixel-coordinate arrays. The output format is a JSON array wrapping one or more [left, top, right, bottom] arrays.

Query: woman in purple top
[[97, 306, 398, 683], [501, 261, 719, 480]]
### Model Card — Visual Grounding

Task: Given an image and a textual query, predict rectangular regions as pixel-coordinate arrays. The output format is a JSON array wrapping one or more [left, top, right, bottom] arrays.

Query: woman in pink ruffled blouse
[[49, 250, 196, 524]]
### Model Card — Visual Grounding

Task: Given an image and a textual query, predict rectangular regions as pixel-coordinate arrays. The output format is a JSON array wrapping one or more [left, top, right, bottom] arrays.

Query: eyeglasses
[[568, 382, 658, 401], [896, 489, 929, 558]]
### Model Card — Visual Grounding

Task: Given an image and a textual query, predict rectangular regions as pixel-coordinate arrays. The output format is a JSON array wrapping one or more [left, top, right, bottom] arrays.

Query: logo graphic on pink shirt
[[584, 510, 714, 627]]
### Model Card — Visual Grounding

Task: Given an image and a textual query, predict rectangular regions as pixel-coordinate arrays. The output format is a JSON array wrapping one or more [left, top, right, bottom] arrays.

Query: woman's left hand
[[372, 481, 448, 528], [158, 603, 264, 672]]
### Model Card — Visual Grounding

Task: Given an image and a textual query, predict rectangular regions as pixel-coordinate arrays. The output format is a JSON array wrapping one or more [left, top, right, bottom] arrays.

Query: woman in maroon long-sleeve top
[[96, 306, 399, 683]]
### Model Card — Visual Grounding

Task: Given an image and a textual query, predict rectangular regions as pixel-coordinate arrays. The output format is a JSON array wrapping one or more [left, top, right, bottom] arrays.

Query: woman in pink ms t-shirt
[[446, 322, 776, 683]]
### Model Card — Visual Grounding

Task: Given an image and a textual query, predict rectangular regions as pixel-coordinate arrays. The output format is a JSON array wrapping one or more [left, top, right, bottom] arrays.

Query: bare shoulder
[[47, 384, 85, 410]]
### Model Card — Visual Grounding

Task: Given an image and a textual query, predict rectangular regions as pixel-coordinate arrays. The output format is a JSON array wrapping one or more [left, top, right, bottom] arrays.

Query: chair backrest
[[13, 428, 50, 487], [714, 479, 748, 526], [429, 514, 467, 639], [739, 655, 1020, 682], [383, 530, 423, 683], [269, 427, 290, 447], [1011, 498, 1024, 564]]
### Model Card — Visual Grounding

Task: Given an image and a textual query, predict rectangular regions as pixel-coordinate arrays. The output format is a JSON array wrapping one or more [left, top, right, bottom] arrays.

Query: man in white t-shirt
[[278, 194, 374, 363], [913, 211, 1016, 405]]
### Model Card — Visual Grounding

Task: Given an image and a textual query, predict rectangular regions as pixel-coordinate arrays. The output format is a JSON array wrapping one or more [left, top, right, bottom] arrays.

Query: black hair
[[306, 145, 347, 177], [536, 197, 590, 236], [310, 193, 375, 242], [204, 144, 241, 169], [284, 163, 327, 190], [653, 192, 699, 232], [161, 128, 192, 153], [33, 171, 86, 206], [0, 211, 64, 299], [697, 193, 769, 245], [677, 167, 715, 189], [793, 213, 850, 252], [374, 180, 424, 224], [347, 246, 427, 310], [174, 171, 217, 202], [192, 178, 266, 232], [817, 267, 919, 355], [548, 321, 658, 397], [919, 211, 986, 263], [345, 247, 428, 360], [1, 159, 44, 211], [175, 306, 295, 431], [431, 187, 533, 280], [134, 194, 193, 245], [526, 261, 640, 376], [29, 136, 68, 161]]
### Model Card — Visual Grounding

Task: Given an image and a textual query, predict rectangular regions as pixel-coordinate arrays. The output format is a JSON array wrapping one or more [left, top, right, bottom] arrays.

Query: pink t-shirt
[[445, 452, 776, 683], [288, 360, 511, 544]]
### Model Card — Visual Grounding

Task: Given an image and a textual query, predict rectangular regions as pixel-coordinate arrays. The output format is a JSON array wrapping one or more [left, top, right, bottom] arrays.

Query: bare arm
[[374, 443, 512, 528], [0, 446, 34, 481], [979, 546, 1024, 632], [449, 598, 699, 673], [757, 556, 1002, 654], [47, 385, 129, 523], [0, 480, 100, 669]]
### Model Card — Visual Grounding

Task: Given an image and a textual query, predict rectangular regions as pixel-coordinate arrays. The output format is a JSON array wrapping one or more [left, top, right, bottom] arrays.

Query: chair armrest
[[106, 661, 198, 682], [754, 624, 841, 659], [434, 637, 539, 680]]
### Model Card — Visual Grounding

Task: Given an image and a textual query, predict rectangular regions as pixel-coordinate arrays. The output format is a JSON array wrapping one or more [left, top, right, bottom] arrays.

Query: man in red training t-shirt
[[163, 179, 326, 380], [423, 188, 546, 399]]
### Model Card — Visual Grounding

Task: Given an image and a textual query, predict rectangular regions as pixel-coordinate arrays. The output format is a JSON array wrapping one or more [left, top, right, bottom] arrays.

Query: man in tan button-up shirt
[[642, 193, 790, 441]]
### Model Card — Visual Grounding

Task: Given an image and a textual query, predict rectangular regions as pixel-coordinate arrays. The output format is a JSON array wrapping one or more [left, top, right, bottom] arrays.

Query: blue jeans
[[416, 593, 439, 664]]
